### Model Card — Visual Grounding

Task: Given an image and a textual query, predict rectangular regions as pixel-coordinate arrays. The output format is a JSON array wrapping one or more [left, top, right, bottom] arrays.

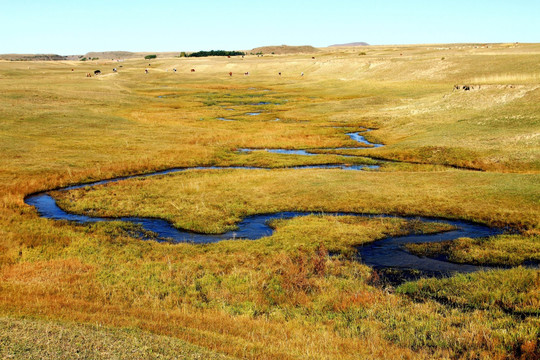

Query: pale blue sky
[[1, 0, 538, 54]]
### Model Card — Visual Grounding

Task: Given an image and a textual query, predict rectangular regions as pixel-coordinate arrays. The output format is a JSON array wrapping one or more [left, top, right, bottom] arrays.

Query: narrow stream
[[24, 129, 518, 281], [238, 130, 384, 155]]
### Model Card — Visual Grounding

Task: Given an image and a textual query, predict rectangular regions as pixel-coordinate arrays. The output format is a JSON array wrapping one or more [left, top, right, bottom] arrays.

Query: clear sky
[[1, 0, 538, 55]]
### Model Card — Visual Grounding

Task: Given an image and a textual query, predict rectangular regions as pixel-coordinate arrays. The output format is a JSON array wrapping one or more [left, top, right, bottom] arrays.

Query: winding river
[[238, 131, 383, 157], [25, 129, 512, 281]]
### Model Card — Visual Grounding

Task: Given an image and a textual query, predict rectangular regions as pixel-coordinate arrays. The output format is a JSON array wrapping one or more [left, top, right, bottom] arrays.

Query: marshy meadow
[[0, 43, 539, 359]]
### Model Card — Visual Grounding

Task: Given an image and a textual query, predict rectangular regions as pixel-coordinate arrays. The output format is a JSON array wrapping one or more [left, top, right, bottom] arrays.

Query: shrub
[[187, 50, 245, 58], [144, 54, 157, 60]]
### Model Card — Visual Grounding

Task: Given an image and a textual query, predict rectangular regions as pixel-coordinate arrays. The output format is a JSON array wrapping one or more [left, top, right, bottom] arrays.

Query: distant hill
[[0, 51, 180, 61], [0, 54, 68, 61], [83, 51, 181, 60], [250, 45, 318, 55], [329, 42, 370, 47], [0, 47, 322, 61], [84, 51, 135, 59]]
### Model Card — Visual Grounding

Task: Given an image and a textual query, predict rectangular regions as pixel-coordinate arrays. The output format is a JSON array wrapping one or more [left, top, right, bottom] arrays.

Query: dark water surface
[[24, 129, 519, 281], [238, 130, 384, 155], [25, 188, 504, 277]]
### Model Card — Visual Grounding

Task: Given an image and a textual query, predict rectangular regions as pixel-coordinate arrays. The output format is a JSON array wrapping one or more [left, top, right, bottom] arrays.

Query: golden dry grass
[[1, 43, 539, 359]]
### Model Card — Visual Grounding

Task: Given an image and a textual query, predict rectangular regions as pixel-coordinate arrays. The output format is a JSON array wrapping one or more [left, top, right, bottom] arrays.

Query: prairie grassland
[[1, 43, 539, 359]]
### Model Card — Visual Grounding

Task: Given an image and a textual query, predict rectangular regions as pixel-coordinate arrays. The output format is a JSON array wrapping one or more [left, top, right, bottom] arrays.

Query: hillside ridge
[[329, 42, 370, 47], [250, 45, 318, 54]]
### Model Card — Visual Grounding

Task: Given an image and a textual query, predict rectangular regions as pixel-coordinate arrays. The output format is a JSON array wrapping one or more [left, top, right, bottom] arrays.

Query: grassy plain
[[1, 43, 539, 359]]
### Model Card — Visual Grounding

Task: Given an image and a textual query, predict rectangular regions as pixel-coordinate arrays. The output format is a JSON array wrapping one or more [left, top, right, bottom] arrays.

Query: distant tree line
[[184, 50, 245, 58]]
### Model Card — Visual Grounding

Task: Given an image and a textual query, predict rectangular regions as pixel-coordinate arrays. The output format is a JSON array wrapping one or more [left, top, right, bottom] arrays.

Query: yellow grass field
[[1, 43, 539, 359]]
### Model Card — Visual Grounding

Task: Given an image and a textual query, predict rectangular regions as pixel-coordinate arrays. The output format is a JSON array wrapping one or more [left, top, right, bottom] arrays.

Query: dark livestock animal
[[191, 69, 195, 72], [94, 70, 101, 75]]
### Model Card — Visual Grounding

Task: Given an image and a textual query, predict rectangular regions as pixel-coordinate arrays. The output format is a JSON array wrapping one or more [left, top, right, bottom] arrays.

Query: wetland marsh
[[1, 43, 539, 359]]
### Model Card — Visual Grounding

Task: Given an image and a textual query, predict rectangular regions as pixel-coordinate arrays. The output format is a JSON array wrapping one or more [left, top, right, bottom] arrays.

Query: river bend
[[24, 129, 513, 279]]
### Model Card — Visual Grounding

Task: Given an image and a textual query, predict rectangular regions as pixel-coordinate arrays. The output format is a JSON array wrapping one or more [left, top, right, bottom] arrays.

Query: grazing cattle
[[312, 57, 315, 59], [278, 72, 281, 76], [94, 70, 101, 75], [229, 72, 233, 76], [71, 69, 74, 72], [86, 73, 91, 77], [301, 72, 304, 77], [112, 68, 117, 72], [244, 72, 249, 76], [173, 68, 177, 72], [191, 69, 195, 72], [454, 85, 479, 91]]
